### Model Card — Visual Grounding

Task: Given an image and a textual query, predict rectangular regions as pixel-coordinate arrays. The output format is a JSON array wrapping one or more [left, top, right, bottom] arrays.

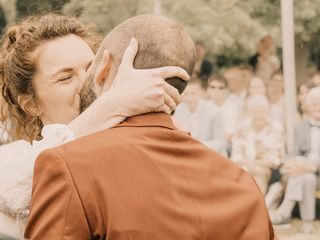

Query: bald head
[[95, 14, 196, 93]]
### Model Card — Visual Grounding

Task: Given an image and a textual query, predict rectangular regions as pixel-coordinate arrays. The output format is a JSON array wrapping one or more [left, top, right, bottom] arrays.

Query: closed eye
[[58, 75, 73, 82]]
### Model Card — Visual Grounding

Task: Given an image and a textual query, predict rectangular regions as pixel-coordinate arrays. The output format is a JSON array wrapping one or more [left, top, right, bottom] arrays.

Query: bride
[[0, 13, 189, 237]]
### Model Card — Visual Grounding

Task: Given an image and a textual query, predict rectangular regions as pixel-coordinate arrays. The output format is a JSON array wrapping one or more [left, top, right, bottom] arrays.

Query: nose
[[76, 70, 87, 94]]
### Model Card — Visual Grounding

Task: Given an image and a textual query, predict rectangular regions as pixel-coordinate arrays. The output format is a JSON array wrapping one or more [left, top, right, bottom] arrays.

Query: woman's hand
[[69, 38, 190, 137], [99, 38, 189, 116]]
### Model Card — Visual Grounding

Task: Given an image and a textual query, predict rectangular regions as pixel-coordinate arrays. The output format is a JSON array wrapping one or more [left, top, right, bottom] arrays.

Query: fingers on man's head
[[121, 37, 139, 68], [152, 66, 190, 81]]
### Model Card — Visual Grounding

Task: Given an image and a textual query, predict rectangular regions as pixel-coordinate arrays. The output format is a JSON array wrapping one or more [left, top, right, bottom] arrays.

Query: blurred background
[[0, 0, 320, 239], [0, 0, 319, 83]]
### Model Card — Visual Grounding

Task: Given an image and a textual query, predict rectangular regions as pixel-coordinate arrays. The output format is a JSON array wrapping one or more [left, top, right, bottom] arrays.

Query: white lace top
[[0, 124, 75, 237]]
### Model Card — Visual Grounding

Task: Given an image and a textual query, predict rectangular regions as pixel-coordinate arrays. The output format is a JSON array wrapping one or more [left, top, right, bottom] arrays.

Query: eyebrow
[[51, 60, 93, 78], [52, 68, 73, 78]]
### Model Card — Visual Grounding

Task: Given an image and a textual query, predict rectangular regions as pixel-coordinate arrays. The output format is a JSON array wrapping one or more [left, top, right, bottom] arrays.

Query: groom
[[25, 15, 275, 239]]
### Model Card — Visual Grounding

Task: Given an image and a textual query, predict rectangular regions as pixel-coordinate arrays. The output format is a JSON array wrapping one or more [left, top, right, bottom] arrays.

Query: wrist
[[67, 115, 86, 138]]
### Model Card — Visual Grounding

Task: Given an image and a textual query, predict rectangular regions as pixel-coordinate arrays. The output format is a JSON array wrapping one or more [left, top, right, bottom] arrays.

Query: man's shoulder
[[47, 128, 130, 163]]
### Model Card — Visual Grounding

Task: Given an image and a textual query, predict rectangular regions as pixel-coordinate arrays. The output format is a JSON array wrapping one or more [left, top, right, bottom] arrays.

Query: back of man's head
[[96, 14, 196, 94]]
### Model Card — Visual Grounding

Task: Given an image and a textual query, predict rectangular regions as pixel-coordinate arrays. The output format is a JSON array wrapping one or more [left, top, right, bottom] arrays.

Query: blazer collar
[[112, 112, 177, 130]]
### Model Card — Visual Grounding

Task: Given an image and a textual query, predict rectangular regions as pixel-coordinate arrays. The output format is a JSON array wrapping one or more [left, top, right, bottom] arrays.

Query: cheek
[[60, 84, 81, 109], [42, 85, 80, 110], [36, 86, 54, 108]]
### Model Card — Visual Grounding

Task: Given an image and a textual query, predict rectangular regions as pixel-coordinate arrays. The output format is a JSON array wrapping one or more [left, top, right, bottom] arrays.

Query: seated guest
[[312, 72, 320, 87], [174, 77, 227, 155], [271, 87, 320, 233], [207, 75, 241, 145], [297, 81, 316, 121], [240, 65, 254, 87], [252, 36, 280, 83], [231, 94, 285, 195], [267, 72, 285, 125], [247, 76, 266, 97], [223, 67, 248, 110]]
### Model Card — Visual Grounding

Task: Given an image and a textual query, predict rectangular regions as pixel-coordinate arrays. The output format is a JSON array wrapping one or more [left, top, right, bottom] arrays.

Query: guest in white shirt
[[254, 36, 280, 83], [267, 72, 285, 125], [231, 94, 285, 195], [206, 75, 241, 145], [312, 72, 320, 87], [247, 76, 266, 96], [297, 81, 316, 121], [174, 78, 227, 154], [223, 67, 248, 110], [271, 87, 320, 233]]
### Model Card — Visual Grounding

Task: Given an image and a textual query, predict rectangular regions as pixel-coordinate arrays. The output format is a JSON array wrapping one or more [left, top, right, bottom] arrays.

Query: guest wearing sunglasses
[[207, 75, 242, 150]]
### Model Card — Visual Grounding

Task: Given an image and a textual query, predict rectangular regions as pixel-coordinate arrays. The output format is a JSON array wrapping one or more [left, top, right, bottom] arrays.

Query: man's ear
[[94, 49, 111, 87], [17, 94, 42, 117]]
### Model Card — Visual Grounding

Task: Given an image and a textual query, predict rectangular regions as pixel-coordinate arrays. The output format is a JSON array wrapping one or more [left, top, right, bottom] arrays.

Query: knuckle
[[155, 79, 165, 88], [155, 89, 165, 99]]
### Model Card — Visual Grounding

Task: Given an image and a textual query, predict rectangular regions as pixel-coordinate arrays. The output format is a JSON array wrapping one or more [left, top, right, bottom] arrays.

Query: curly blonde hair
[[0, 13, 101, 142]]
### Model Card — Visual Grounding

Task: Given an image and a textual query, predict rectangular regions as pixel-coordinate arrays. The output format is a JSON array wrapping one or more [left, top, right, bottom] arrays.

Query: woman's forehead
[[34, 34, 94, 76]]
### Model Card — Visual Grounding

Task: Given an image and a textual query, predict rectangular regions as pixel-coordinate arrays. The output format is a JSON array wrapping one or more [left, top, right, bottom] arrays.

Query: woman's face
[[32, 34, 94, 125], [248, 77, 266, 96]]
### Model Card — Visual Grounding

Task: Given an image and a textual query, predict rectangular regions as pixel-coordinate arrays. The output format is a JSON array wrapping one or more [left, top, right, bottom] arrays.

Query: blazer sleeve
[[24, 149, 91, 240]]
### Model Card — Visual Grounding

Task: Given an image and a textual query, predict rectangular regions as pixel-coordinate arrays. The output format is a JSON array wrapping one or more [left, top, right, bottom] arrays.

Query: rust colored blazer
[[25, 113, 275, 240]]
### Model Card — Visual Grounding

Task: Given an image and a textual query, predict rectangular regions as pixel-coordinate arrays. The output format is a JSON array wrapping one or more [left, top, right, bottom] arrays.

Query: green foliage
[[2, 0, 319, 66], [15, 0, 69, 18], [64, 0, 268, 60]]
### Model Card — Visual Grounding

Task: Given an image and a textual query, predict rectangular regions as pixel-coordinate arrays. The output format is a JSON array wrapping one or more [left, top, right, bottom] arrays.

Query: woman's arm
[[0, 124, 75, 220]]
